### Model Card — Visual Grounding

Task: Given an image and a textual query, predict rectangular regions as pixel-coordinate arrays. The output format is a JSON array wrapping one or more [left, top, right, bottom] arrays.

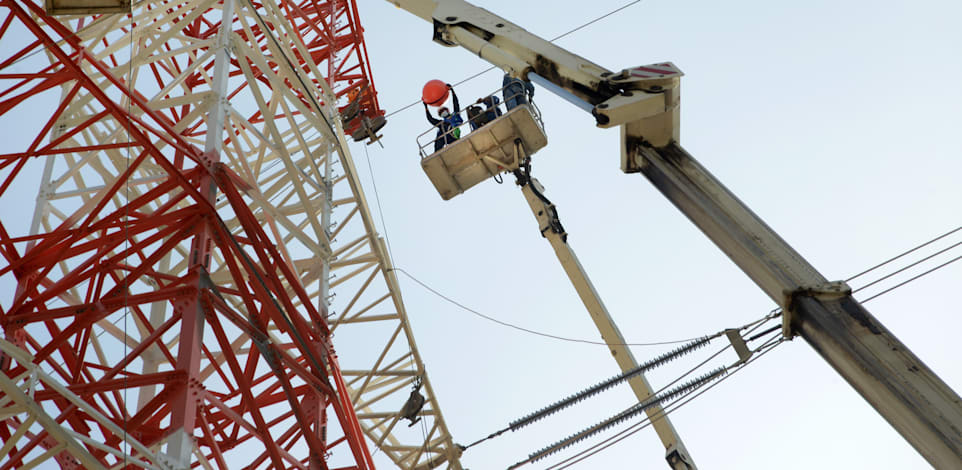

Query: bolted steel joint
[[665, 443, 696, 470], [782, 281, 852, 338]]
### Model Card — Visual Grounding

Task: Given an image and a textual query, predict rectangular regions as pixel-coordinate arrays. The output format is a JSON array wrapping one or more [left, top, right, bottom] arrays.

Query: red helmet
[[422, 79, 449, 106]]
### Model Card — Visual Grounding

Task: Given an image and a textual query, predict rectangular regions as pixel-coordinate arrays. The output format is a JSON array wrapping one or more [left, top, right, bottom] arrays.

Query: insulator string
[[508, 335, 715, 431]]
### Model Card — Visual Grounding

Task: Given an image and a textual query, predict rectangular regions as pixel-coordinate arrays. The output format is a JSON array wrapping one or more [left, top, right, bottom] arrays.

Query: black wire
[[546, 334, 785, 470], [846, 224, 962, 282], [242, 0, 337, 138], [533, 316, 780, 469], [746, 324, 780, 342], [383, 0, 645, 118], [389, 267, 706, 347], [861, 254, 962, 303], [385, 67, 498, 118], [852, 239, 962, 294], [508, 335, 715, 432], [546, 0, 644, 42], [462, 314, 781, 459], [363, 144, 396, 264]]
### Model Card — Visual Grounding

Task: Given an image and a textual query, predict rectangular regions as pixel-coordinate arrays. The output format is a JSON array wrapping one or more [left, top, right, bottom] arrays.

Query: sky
[[345, 0, 962, 469], [0, 1, 958, 469]]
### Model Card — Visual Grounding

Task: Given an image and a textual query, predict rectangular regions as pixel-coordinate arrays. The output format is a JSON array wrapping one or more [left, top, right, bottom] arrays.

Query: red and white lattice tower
[[0, 0, 461, 469]]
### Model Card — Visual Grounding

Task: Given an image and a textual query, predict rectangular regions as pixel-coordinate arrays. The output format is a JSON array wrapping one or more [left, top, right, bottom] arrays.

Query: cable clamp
[[782, 281, 852, 339], [665, 444, 695, 470]]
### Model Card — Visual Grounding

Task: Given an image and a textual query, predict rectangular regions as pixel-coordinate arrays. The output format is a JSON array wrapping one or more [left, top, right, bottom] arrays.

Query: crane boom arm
[[387, 0, 962, 468], [388, 0, 682, 145]]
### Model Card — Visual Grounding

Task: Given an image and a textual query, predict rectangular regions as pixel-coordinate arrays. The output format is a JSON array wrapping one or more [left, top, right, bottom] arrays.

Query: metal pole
[[627, 141, 962, 469], [517, 172, 697, 470], [169, 0, 235, 465]]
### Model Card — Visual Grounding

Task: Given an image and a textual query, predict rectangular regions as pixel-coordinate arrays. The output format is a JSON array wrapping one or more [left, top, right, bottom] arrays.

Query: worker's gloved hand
[[446, 83, 452, 89]]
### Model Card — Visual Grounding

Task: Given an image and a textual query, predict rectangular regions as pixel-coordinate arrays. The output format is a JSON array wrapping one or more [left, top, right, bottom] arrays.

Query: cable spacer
[[782, 281, 852, 338], [724, 328, 753, 366]]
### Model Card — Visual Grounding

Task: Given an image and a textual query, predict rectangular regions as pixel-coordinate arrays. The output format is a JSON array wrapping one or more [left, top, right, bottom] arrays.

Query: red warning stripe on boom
[[630, 63, 682, 78]]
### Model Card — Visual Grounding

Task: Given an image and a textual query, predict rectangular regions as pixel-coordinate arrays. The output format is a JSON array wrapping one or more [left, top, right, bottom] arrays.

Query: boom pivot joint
[[783, 281, 852, 338]]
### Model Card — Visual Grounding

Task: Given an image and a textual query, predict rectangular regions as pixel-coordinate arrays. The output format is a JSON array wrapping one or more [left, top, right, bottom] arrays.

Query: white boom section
[[518, 176, 695, 469], [388, 0, 682, 144]]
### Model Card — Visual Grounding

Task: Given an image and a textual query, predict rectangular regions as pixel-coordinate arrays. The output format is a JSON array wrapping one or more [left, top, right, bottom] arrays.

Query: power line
[[391, 221, 955, 463], [860, 254, 962, 304], [841, 223, 962, 303], [385, 66, 498, 118], [535, 316, 783, 469], [853, 239, 962, 295], [521, 368, 728, 467], [243, 0, 338, 137], [383, 0, 645, 118], [363, 144, 396, 264], [547, 0, 643, 42], [846, 224, 962, 282], [508, 335, 715, 432], [546, 333, 785, 470], [390, 266, 716, 347], [458, 313, 781, 462], [461, 335, 721, 452]]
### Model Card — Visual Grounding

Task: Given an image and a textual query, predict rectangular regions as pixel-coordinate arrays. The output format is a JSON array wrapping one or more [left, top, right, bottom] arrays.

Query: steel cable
[[545, 333, 785, 470], [846, 224, 961, 283], [383, 0, 645, 119], [529, 315, 782, 469], [390, 267, 709, 347]]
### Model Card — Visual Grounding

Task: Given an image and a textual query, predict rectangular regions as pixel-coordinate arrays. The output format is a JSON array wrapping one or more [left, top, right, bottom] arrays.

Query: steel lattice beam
[[0, 0, 461, 468]]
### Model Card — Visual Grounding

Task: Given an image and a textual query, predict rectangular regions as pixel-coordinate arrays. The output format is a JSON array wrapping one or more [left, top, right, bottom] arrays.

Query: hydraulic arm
[[389, 0, 682, 143], [511, 150, 696, 469], [388, 0, 962, 468]]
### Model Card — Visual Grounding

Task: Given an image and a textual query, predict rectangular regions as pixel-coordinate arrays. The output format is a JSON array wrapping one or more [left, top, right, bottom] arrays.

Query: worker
[[341, 86, 362, 123], [502, 73, 534, 110], [480, 95, 502, 122], [467, 95, 502, 131], [423, 83, 462, 151]]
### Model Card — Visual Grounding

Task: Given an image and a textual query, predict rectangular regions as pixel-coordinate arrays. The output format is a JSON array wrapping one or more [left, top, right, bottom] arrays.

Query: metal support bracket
[[724, 328, 753, 367], [782, 281, 852, 338], [666, 444, 695, 470], [595, 62, 682, 129], [519, 176, 567, 242]]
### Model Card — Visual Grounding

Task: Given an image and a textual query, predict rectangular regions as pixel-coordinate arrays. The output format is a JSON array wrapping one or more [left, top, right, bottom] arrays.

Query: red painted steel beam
[[0, 1, 377, 468]]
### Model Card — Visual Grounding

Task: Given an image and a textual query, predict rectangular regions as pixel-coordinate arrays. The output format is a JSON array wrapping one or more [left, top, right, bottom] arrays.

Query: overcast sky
[[347, 1, 962, 468]]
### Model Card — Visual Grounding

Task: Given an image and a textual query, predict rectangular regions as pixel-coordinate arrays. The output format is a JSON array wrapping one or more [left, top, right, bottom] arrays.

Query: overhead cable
[[390, 267, 711, 347], [508, 335, 715, 431], [517, 367, 729, 468], [546, 333, 785, 470], [243, 0, 337, 137], [846, 224, 961, 282], [861, 254, 962, 303], [460, 334, 716, 451], [364, 144, 396, 264], [538, 320, 784, 469], [852, 239, 962, 295], [458, 312, 781, 456], [383, 0, 646, 118]]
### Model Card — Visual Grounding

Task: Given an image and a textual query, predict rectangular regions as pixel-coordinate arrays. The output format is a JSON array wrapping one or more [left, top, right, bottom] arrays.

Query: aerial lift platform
[[418, 100, 547, 200]]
